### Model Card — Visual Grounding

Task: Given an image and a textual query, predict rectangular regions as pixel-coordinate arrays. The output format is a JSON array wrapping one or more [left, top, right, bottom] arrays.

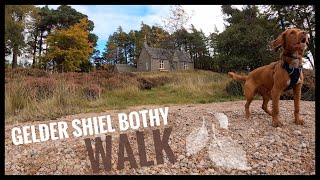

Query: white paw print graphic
[[186, 113, 251, 171]]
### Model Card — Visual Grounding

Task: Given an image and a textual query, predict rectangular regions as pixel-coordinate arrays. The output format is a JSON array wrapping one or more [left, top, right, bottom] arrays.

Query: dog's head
[[271, 28, 309, 56]]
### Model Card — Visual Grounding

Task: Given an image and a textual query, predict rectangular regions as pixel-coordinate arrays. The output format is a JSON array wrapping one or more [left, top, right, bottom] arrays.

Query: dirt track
[[5, 100, 315, 175]]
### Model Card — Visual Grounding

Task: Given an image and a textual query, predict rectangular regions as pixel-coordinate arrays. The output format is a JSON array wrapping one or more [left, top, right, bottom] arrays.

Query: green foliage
[[79, 60, 94, 73], [213, 5, 280, 72], [264, 5, 315, 69], [225, 79, 244, 96], [43, 18, 93, 72], [5, 5, 35, 69], [5, 5, 315, 74]]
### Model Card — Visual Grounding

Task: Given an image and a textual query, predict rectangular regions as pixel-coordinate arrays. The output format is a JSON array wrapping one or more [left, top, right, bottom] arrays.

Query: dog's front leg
[[293, 83, 305, 125], [271, 87, 283, 127]]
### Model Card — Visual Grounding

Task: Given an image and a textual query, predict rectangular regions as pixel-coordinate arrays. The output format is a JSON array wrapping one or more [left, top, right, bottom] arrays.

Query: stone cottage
[[137, 38, 194, 72]]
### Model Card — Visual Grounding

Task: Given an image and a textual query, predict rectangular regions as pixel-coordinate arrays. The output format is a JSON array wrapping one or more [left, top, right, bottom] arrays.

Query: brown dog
[[228, 28, 309, 127]]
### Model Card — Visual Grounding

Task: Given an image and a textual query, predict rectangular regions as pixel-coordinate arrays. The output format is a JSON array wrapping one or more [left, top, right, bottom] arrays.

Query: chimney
[[143, 34, 148, 47]]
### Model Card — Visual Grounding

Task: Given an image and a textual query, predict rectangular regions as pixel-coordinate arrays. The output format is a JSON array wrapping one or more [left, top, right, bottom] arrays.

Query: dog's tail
[[228, 72, 248, 81]]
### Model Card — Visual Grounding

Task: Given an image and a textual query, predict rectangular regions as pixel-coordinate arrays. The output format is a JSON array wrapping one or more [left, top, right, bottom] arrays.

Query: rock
[[254, 142, 260, 148], [22, 150, 28, 156], [181, 167, 188, 173], [272, 160, 278, 165], [252, 164, 259, 169], [275, 152, 283, 158], [258, 162, 266, 167], [179, 162, 185, 167], [178, 155, 185, 160], [301, 143, 307, 148], [192, 168, 199, 173], [289, 149, 296, 155], [199, 159, 206, 166], [291, 159, 301, 164], [225, 167, 232, 174], [196, 164, 204, 171], [283, 142, 289, 148], [181, 158, 188, 163], [293, 130, 302, 136], [283, 158, 291, 162], [274, 135, 281, 141], [54, 171, 62, 175], [267, 162, 273, 168], [49, 164, 56, 171], [269, 139, 275, 144], [208, 169, 215, 174]]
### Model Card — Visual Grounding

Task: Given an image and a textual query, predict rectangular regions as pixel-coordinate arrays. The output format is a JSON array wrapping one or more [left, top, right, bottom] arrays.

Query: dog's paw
[[272, 120, 283, 127], [294, 119, 305, 125]]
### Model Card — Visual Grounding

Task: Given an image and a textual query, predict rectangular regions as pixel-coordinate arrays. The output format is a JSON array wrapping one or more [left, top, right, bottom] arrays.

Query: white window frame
[[160, 60, 164, 69], [183, 62, 188, 70], [146, 62, 149, 70]]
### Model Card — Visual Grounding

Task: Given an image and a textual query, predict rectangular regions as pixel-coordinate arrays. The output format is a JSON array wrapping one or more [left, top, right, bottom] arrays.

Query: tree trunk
[[52, 60, 55, 72], [305, 56, 314, 70], [124, 52, 126, 64], [39, 30, 43, 57], [32, 34, 38, 65], [297, 7, 315, 71], [12, 46, 18, 69], [305, 15, 315, 62]]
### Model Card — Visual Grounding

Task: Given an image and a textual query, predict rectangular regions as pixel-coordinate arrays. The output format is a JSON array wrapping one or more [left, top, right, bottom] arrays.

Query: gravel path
[[5, 100, 315, 175]]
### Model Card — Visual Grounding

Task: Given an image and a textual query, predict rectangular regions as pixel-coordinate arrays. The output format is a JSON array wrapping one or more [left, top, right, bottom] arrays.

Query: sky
[[39, 5, 243, 55]]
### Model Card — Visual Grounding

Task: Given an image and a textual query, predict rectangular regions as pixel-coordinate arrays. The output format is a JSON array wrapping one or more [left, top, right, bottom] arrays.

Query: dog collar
[[282, 61, 302, 89]]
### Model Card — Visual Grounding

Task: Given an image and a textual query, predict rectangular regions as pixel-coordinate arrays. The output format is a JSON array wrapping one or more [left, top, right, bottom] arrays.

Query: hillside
[[5, 69, 243, 123]]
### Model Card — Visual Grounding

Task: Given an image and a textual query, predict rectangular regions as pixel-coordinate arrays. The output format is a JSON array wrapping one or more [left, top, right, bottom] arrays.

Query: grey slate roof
[[145, 46, 173, 60], [173, 50, 193, 63], [144, 45, 193, 63]]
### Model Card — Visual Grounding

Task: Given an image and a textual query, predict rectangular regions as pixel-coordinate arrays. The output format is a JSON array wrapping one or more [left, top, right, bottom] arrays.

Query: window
[[183, 62, 188, 70], [146, 62, 149, 70], [160, 60, 164, 69]]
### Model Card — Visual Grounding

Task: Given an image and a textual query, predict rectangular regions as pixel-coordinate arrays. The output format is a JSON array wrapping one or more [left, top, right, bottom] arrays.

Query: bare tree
[[160, 5, 193, 70]]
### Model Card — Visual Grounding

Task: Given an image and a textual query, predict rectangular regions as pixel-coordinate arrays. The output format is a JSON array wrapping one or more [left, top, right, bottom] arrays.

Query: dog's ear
[[271, 32, 285, 52]]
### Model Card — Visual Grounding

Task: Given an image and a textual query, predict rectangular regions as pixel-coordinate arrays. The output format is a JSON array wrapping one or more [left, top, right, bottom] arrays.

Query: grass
[[5, 69, 244, 123]]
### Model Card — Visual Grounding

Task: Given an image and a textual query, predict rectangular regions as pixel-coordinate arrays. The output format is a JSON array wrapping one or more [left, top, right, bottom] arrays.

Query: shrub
[[137, 77, 153, 90], [82, 84, 102, 100], [24, 77, 57, 99], [225, 80, 244, 96], [137, 76, 174, 90], [104, 74, 138, 90], [6, 79, 30, 114], [281, 69, 315, 101], [6, 68, 49, 78]]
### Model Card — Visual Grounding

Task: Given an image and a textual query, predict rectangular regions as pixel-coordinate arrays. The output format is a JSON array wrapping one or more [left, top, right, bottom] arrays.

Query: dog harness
[[282, 61, 302, 90]]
